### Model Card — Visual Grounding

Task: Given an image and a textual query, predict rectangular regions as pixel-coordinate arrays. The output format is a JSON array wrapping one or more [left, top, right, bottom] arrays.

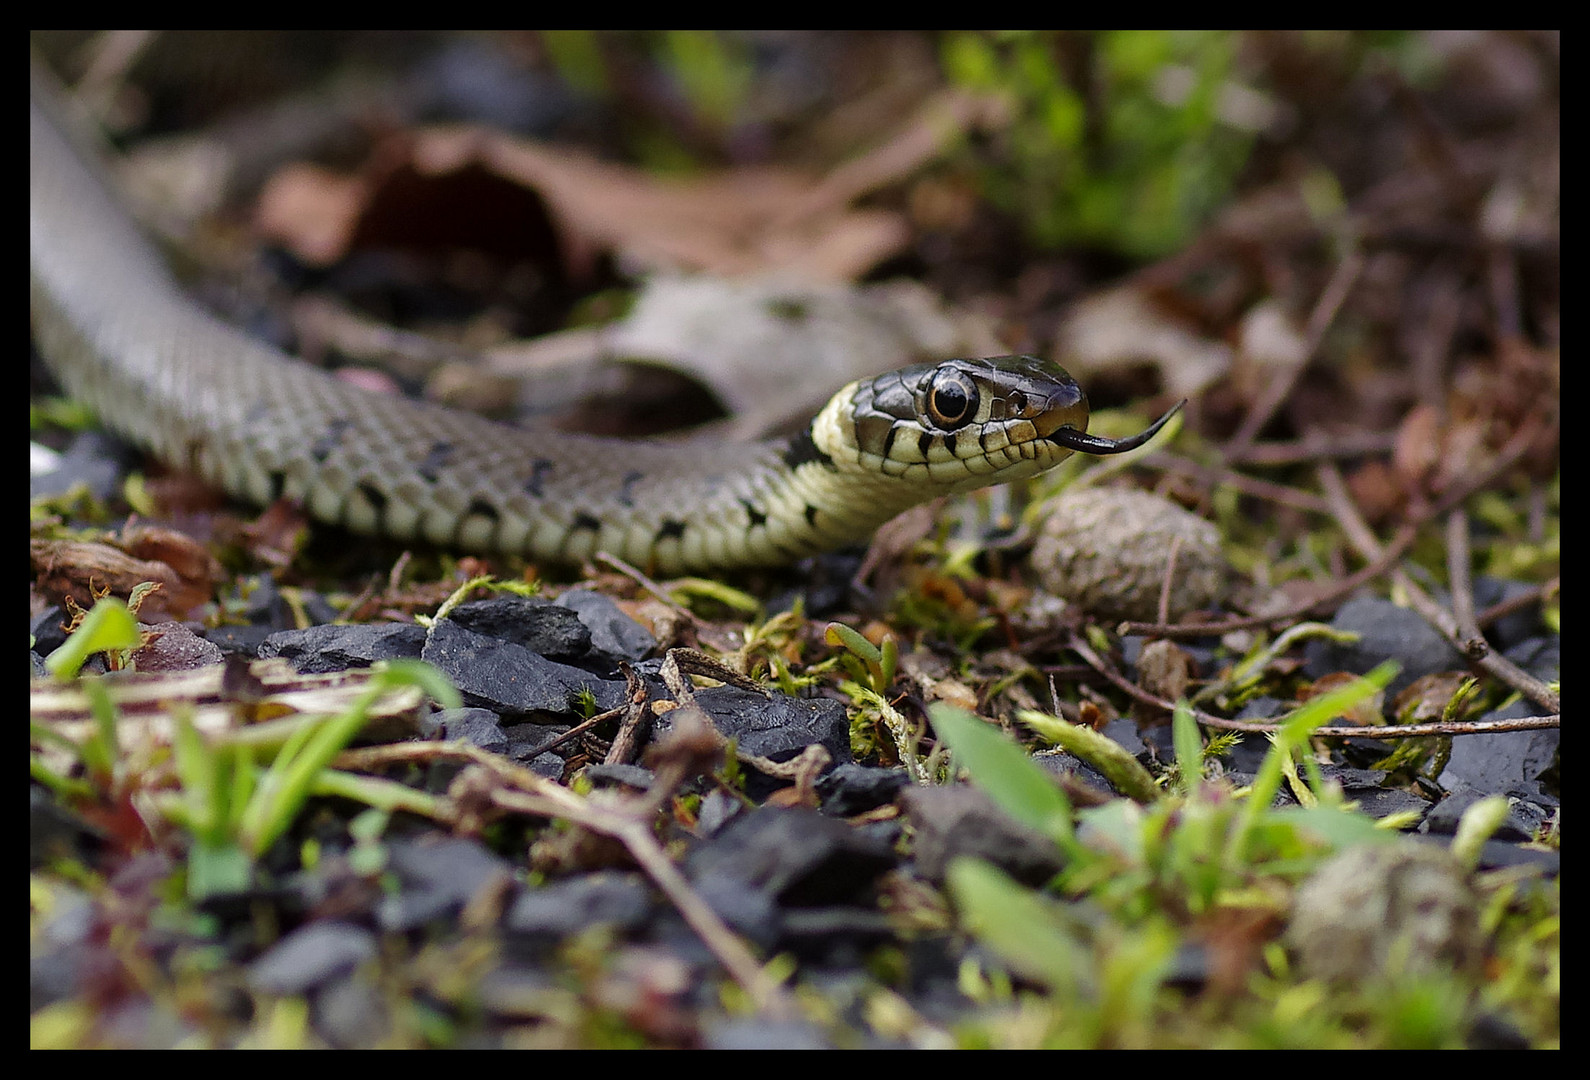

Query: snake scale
[[30, 75, 1180, 575]]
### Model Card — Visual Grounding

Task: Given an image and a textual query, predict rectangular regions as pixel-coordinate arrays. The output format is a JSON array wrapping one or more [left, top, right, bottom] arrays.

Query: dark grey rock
[[422, 617, 625, 718], [1305, 595, 1465, 698], [583, 763, 655, 792], [779, 907, 896, 960], [505, 872, 654, 938], [1422, 786, 1556, 843], [816, 763, 909, 817], [1438, 699, 1558, 795], [903, 785, 1064, 886], [685, 807, 894, 907], [376, 836, 513, 932], [314, 974, 391, 1048], [557, 588, 657, 663], [1472, 577, 1548, 651], [131, 622, 223, 671], [443, 596, 593, 664], [201, 623, 279, 657], [433, 707, 510, 754], [689, 875, 780, 950], [1504, 636, 1560, 683], [689, 685, 852, 766], [1032, 749, 1120, 798], [258, 622, 427, 673], [247, 921, 377, 994], [703, 1017, 832, 1050], [30, 605, 70, 657]]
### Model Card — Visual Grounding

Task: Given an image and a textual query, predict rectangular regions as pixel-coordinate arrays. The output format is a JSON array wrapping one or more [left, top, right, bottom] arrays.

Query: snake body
[[30, 80, 1178, 575]]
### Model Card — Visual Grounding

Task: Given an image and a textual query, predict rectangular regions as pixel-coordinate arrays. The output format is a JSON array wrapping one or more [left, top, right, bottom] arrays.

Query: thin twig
[[1156, 455, 1334, 515], [1317, 463, 1558, 713], [334, 739, 796, 1018], [1475, 576, 1557, 631], [594, 550, 694, 619], [1065, 634, 1558, 740], [1445, 509, 1481, 647], [1120, 415, 1545, 639], [1225, 429, 1399, 467], [1226, 250, 1366, 454]]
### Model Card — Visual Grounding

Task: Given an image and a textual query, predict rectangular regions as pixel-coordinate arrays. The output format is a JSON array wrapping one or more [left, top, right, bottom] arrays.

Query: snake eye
[[926, 369, 978, 429]]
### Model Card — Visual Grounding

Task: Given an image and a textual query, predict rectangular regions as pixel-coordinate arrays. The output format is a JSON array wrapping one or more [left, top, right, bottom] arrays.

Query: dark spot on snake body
[[525, 459, 554, 498], [182, 437, 206, 476], [656, 519, 687, 541], [268, 471, 287, 502], [917, 431, 934, 459], [310, 418, 353, 463], [417, 441, 455, 484], [619, 471, 644, 508], [804, 504, 820, 528], [740, 500, 768, 528], [942, 432, 958, 457], [880, 424, 900, 460], [571, 512, 602, 534], [783, 428, 835, 471], [358, 483, 388, 514], [765, 298, 809, 322], [466, 498, 499, 522]]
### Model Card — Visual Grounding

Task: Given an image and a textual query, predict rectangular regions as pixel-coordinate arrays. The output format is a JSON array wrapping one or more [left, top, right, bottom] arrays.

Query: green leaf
[[44, 597, 141, 679], [929, 703, 1073, 844], [1018, 709, 1160, 805], [947, 858, 1086, 994]]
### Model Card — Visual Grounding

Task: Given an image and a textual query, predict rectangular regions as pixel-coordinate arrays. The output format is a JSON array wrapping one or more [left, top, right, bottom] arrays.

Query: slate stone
[[433, 707, 510, 755], [1409, 832, 1559, 876], [688, 685, 852, 766], [816, 763, 909, 817], [557, 588, 657, 663], [500, 721, 572, 775], [376, 837, 513, 932], [1472, 576, 1549, 652], [505, 872, 653, 938], [1438, 699, 1559, 795], [1032, 749, 1120, 798], [315, 975, 391, 1048], [685, 807, 894, 907], [30, 605, 70, 657], [130, 622, 223, 671], [1304, 595, 1464, 698], [443, 596, 593, 664], [201, 623, 279, 657], [688, 875, 780, 950], [1421, 786, 1556, 843], [247, 921, 377, 994], [703, 1018, 832, 1050], [903, 784, 1064, 887], [422, 617, 625, 719], [778, 907, 897, 960], [1504, 636, 1560, 683], [583, 763, 655, 792], [258, 623, 427, 673]]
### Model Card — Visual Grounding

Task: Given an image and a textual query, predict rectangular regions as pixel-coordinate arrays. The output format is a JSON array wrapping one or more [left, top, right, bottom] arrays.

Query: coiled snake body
[[30, 81, 1179, 575]]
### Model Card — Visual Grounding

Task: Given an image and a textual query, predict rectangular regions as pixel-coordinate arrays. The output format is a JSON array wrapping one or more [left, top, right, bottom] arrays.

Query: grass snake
[[30, 76, 1181, 575]]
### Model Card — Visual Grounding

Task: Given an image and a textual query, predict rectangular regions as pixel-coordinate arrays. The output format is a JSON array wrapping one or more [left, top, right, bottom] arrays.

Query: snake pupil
[[928, 371, 976, 429]]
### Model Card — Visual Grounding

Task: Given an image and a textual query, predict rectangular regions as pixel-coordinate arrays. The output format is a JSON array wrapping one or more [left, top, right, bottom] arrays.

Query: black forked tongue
[[1050, 399, 1186, 455]]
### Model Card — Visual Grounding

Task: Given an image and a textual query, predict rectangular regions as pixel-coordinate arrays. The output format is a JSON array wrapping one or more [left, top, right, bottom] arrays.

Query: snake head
[[841, 355, 1182, 493]]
